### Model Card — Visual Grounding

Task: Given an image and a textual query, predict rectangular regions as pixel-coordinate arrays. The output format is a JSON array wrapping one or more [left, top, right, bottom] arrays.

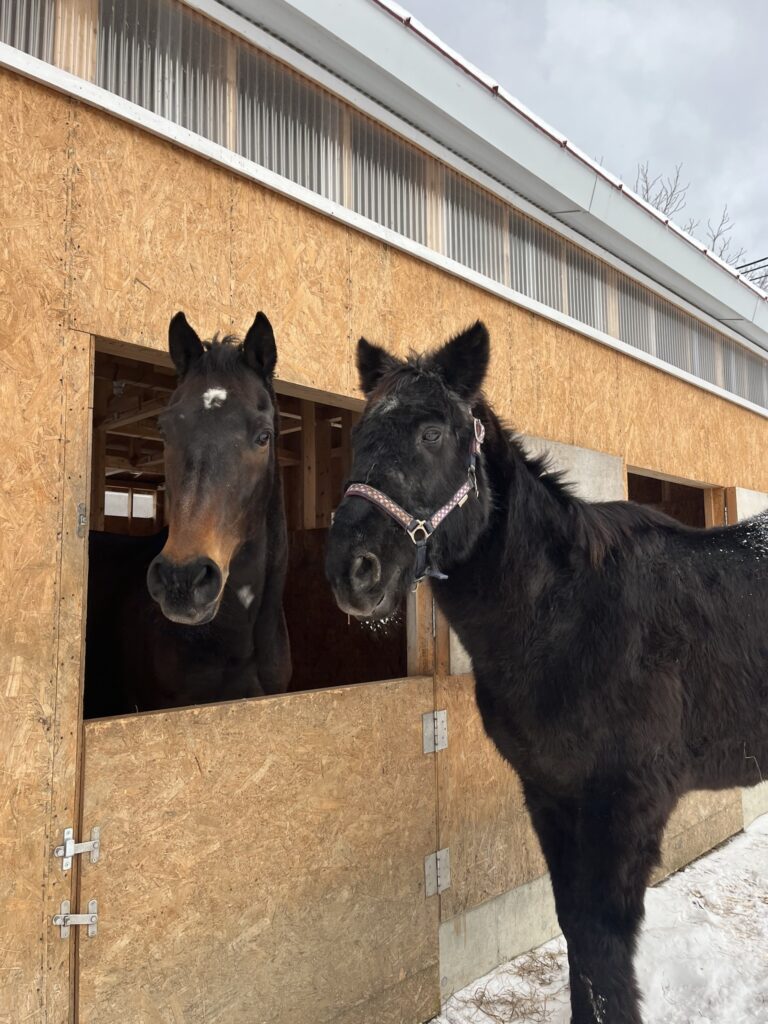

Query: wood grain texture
[[47, 331, 94, 1023], [69, 104, 234, 345], [231, 180, 350, 395], [0, 70, 73, 1023], [435, 675, 546, 922], [656, 789, 743, 881], [78, 678, 439, 1024], [58, 85, 768, 494]]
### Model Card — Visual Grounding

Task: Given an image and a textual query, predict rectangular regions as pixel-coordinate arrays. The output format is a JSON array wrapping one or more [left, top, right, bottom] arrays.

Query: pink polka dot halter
[[343, 416, 486, 585]]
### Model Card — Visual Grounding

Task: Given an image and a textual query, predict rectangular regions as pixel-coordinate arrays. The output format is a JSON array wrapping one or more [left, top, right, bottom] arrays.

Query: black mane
[[186, 334, 252, 378]]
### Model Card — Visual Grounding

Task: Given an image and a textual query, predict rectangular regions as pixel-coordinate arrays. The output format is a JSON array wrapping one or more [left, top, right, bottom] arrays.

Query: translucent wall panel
[[0, 0, 54, 61], [442, 167, 507, 282], [349, 110, 427, 245], [99, 0, 230, 147], [238, 45, 344, 203]]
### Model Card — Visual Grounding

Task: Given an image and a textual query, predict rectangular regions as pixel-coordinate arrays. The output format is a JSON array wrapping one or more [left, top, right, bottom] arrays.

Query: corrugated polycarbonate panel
[[350, 109, 427, 245], [565, 245, 608, 334], [510, 210, 564, 313], [442, 168, 507, 283], [238, 45, 344, 203], [2, 0, 767, 411], [99, 0, 230, 147], [0, 0, 54, 61], [617, 275, 654, 356]]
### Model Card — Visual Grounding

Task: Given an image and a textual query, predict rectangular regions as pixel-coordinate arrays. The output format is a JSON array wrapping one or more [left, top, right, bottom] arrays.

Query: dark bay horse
[[326, 322, 768, 1024], [85, 312, 291, 716]]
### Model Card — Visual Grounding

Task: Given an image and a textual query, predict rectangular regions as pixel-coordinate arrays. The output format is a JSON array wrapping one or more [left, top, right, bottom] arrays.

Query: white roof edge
[[217, 0, 768, 354]]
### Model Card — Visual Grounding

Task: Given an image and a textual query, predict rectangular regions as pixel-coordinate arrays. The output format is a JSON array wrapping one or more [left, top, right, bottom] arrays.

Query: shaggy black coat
[[326, 322, 768, 1024]]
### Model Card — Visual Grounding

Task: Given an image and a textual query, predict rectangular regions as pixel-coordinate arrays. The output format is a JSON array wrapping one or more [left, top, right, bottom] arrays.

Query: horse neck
[[437, 404, 578, 608]]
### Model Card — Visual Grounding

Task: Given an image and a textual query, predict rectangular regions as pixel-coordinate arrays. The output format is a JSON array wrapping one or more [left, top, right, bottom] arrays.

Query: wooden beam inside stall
[[90, 378, 108, 530], [301, 400, 316, 530]]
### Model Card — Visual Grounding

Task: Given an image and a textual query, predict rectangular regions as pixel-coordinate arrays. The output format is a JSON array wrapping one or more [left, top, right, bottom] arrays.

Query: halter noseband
[[343, 417, 486, 585]]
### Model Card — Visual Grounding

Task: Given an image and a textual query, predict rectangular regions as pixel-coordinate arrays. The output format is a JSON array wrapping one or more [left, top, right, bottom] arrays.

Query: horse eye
[[255, 430, 272, 447], [422, 427, 442, 444]]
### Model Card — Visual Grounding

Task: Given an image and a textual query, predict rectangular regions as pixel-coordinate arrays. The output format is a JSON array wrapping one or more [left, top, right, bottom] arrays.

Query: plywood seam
[[43, 100, 82, 1022], [228, 176, 235, 326], [40, 328, 70, 1023], [63, 98, 78, 330]]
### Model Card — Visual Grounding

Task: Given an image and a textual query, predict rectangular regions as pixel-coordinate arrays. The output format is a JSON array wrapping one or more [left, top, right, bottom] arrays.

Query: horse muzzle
[[146, 554, 224, 625]]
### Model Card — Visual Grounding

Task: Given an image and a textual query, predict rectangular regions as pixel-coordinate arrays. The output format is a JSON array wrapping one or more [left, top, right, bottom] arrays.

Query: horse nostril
[[192, 565, 209, 588], [146, 555, 171, 602], [190, 558, 222, 608], [350, 552, 381, 591]]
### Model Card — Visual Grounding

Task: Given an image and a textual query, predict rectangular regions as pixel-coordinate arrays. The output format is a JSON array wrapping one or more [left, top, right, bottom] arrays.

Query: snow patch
[[436, 813, 768, 1024], [202, 387, 227, 410]]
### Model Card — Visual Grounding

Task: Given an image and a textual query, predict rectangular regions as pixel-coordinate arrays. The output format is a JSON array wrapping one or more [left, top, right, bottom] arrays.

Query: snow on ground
[[434, 814, 768, 1024]]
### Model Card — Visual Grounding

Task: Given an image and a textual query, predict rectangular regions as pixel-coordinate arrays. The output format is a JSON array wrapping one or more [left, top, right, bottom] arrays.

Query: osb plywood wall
[[78, 679, 439, 1024], [0, 73, 89, 1023], [3, 65, 768, 1019], [55, 75, 767, 494]]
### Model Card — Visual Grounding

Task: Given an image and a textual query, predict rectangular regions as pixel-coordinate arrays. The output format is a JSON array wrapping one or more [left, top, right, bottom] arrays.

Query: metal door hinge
[[422, 709, 448, 753], [54, 826, 100, 871], [425, 848, 451, 896], [76, 502, 88, 538], [53, 899, 98, 939]]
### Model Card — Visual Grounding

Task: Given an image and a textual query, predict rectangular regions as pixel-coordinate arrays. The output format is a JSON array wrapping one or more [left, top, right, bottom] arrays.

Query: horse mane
[[369, 358, 695, 569], [477, 399, 689, 569], [180, 334, 265, 382]]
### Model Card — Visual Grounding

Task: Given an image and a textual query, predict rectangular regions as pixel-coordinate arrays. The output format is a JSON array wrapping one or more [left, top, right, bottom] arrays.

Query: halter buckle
[[407, 519, 433, 545]]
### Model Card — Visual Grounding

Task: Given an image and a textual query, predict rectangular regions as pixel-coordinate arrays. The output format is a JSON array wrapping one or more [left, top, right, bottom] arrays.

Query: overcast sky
[[403, 0, 768, 263]]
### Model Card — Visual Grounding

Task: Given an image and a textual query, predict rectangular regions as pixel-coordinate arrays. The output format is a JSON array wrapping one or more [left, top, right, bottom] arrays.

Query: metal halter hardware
[[343, 417, 485, 586]]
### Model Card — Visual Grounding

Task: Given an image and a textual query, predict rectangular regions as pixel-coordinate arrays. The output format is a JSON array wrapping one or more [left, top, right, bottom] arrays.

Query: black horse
[[85, 312, 291, 716], [326, 322, 768, 1024]]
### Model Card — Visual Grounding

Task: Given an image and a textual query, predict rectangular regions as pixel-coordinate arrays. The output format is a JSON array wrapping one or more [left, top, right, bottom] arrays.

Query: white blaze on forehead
[[237, 585, 255, 609], [202, 387, 227, 410]]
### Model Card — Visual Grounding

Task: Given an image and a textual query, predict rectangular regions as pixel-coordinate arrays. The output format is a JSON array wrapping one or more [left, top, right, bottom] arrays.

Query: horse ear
[[243, 312, 277, 379], [357, 337, 399, 396], [168, 312, 204, 377], [429, 321, 489, 400]]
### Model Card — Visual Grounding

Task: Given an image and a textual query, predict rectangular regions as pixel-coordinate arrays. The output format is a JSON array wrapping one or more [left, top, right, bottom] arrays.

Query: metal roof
[[221, 0, 768, 354]]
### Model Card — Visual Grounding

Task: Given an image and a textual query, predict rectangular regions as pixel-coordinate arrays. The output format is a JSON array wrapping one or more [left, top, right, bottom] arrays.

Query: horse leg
[[525, 779, 675, 1024]]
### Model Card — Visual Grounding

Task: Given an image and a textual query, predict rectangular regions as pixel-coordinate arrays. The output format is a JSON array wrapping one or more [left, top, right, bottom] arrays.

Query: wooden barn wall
[[3, 67, 768, 1020], [0, 74, 90, 1023], [54, 85, 766, 494]]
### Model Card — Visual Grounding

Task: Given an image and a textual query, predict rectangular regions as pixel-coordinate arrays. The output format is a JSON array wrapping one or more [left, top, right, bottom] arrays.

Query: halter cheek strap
[[343, 417, 485, 585]]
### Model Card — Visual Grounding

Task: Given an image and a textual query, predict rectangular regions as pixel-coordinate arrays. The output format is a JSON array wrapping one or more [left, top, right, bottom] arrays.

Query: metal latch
[[425, 848, 451, 896], [54, 827, 100, 871], [53, 899, 98, 939], [422, 710, 448, 753], [76, 502, 88, 538]]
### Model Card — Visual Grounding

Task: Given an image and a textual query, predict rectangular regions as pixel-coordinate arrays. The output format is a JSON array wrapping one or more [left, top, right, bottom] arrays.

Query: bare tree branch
[[634, 161, 690, 218], [635, 162, 766, 289]]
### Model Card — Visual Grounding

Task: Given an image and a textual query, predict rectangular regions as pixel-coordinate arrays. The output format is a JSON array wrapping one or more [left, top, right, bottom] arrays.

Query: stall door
[[76, 678, 439, 1024]]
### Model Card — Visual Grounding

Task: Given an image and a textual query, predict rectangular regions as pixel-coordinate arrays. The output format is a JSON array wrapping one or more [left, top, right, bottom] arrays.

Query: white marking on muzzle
[[237, 585, 255, 609], [202, 387, 227, 410]]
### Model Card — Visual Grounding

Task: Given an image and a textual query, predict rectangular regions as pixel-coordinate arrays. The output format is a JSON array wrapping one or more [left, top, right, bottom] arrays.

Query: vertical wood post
[[301, 400, 316, 531]]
